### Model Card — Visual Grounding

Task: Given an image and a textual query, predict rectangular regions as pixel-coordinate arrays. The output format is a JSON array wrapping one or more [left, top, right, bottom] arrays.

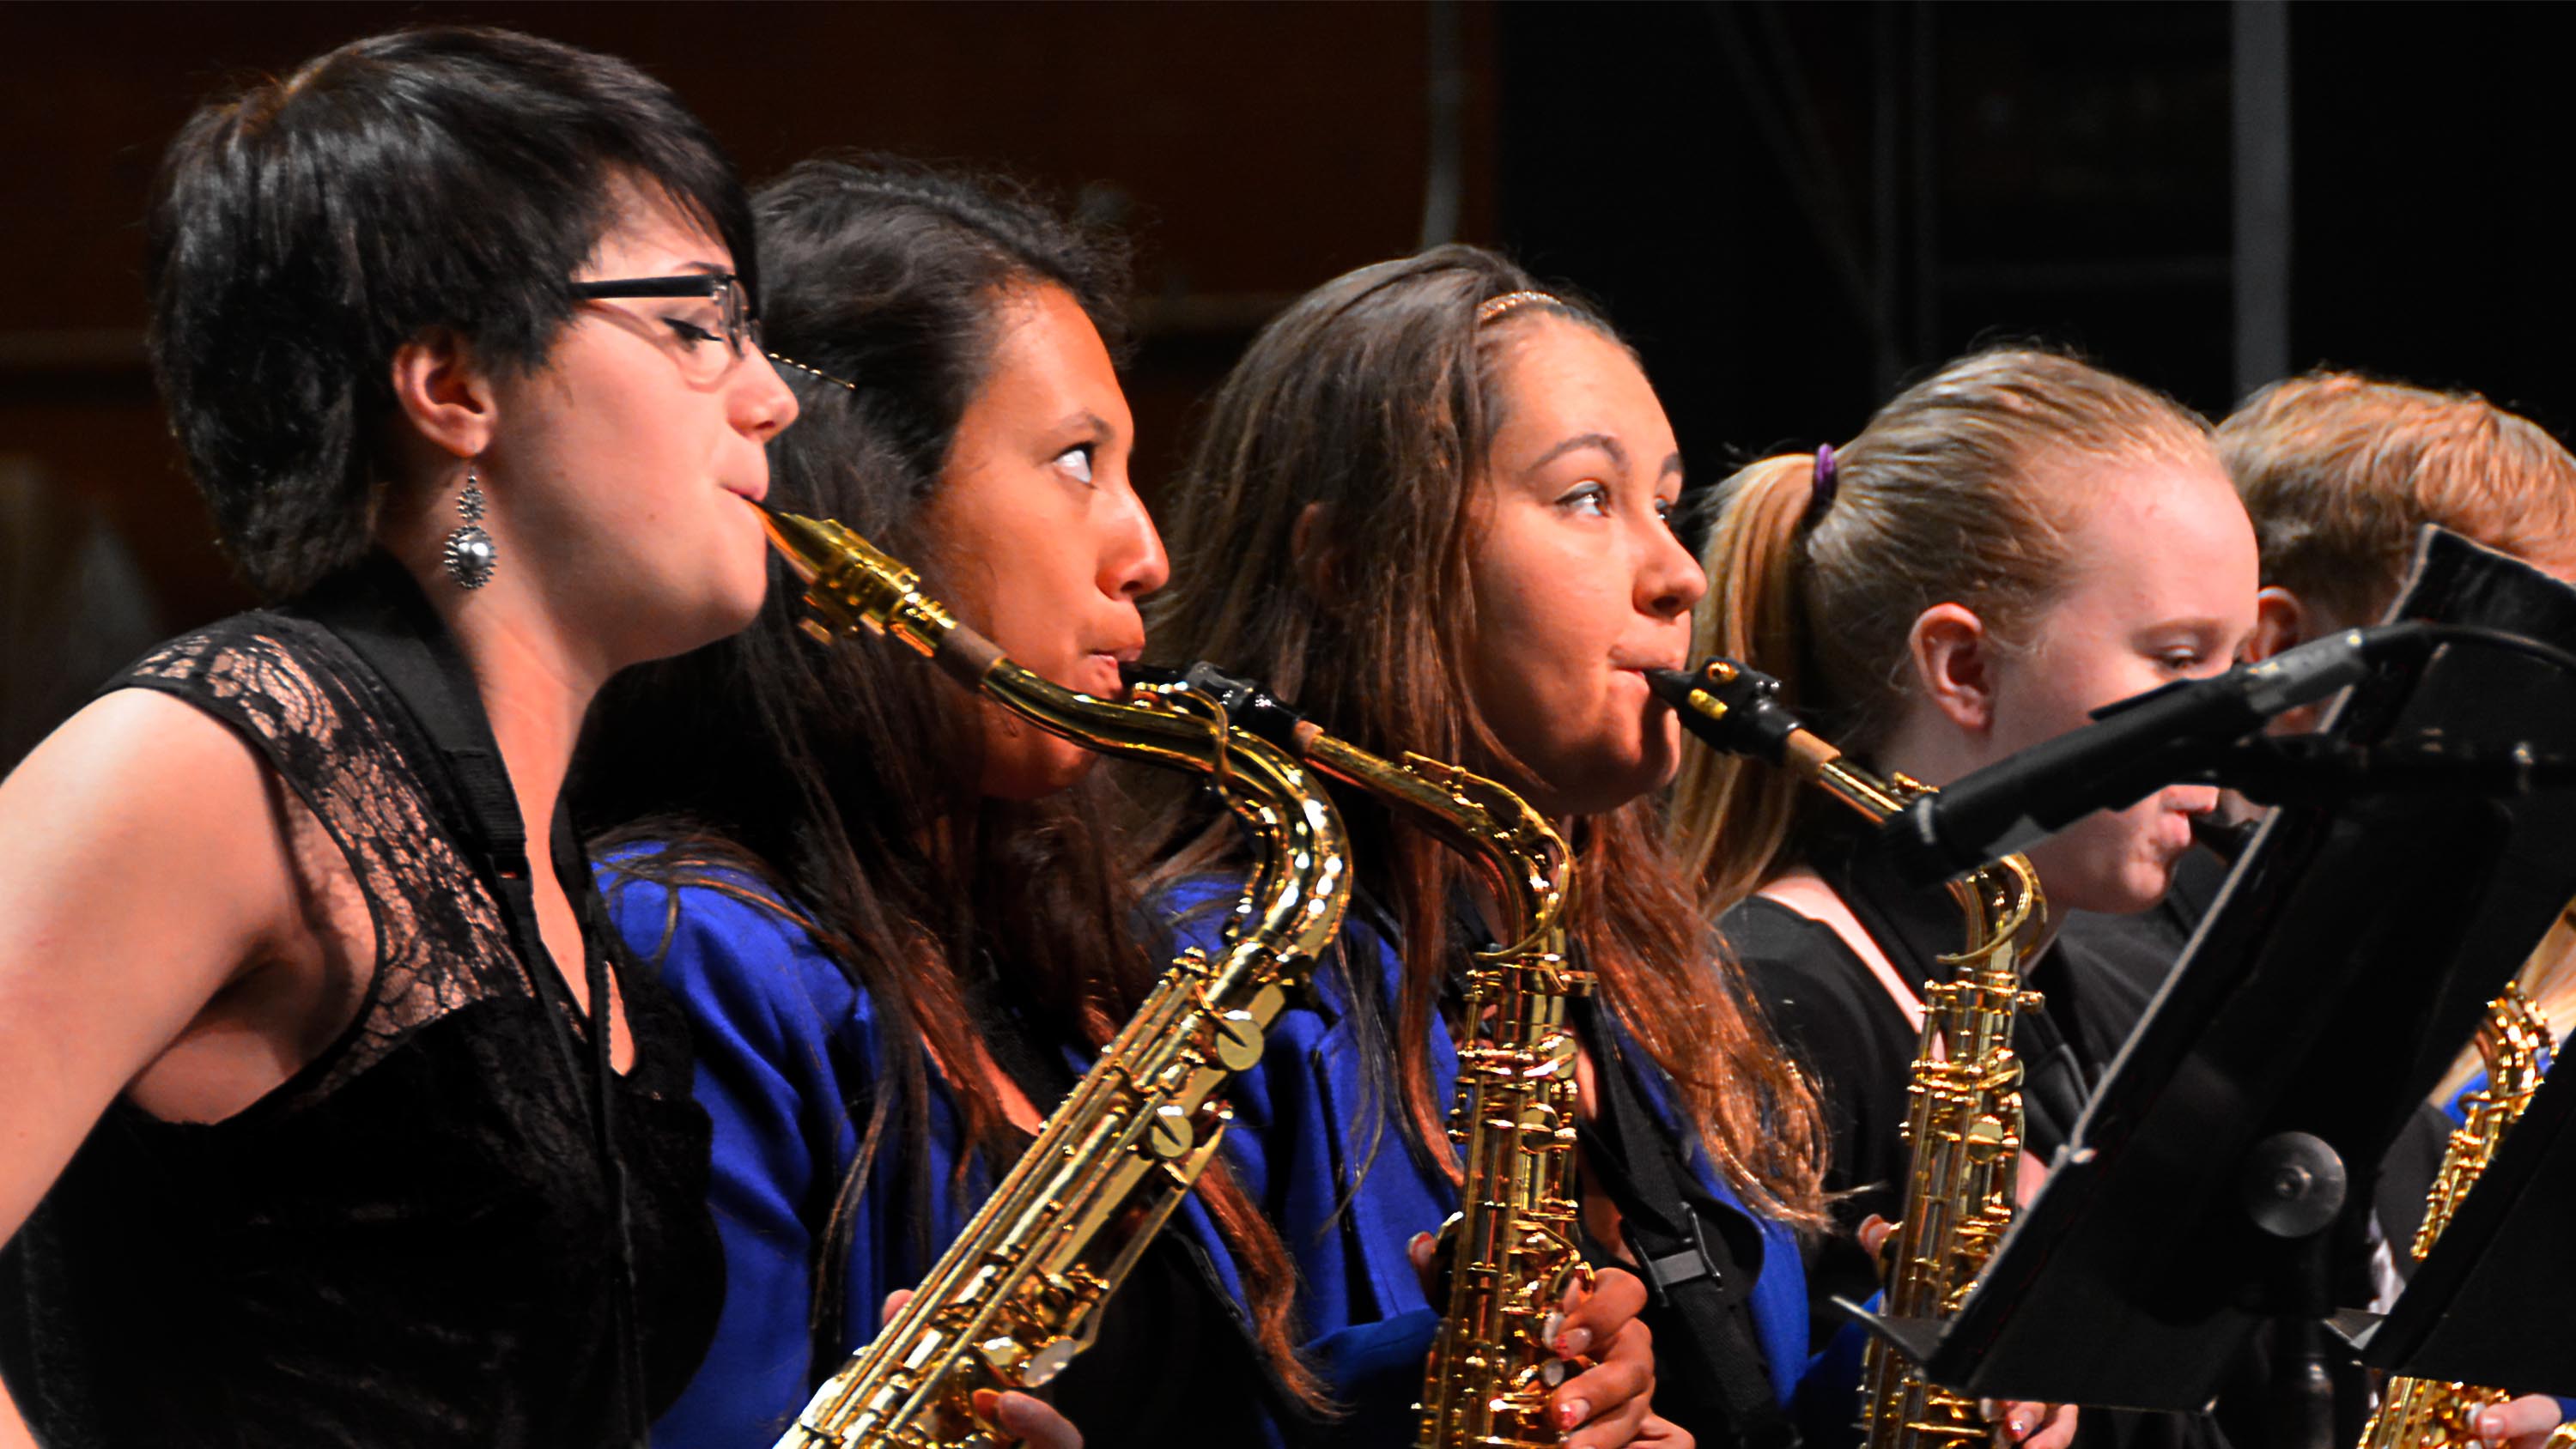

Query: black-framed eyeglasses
[[570, 272, 761, 383]]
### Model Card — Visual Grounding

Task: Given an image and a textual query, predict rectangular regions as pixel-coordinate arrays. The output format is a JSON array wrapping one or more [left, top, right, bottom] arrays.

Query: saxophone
[[1652, 659, 2047, 1449], [759, 511, 1353, 1449], [1145, 664, 1592, 1449], [2356, 984, 2557, 1449]]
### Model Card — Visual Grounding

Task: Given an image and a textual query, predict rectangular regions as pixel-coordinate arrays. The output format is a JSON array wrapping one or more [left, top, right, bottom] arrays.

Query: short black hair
[[146, 25, 756, 600]]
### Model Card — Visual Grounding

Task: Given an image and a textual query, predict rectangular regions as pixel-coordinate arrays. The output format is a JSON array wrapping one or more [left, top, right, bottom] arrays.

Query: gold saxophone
[[1655, 659, 2046, 1449], [1142, 664, 1591, 1449], [758, 512, 1353, 1449], [2356, 984, 2557, 1449]]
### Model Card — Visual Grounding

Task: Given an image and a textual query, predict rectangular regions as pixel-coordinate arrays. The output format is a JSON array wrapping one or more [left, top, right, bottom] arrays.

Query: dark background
[[4, 1, 2571, 725]]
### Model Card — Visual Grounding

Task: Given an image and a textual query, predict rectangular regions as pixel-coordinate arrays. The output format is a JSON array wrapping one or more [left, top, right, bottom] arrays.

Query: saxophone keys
[[1244, 979, 1286, 1022], [1210, 1008, 1265, 1071], [974, 1335, 1030, 1379], [1524, 1029, 1579, 1080], [1022, 1338, 1079, 1387], [1961, 1114, 2010, 1162], [1147, 1102, 1199, 1160]]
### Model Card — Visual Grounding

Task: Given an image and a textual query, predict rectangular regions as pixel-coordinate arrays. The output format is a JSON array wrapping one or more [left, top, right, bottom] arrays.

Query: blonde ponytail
[[1672, 452, 1820, 914], [1671, 347, 2216, 915]]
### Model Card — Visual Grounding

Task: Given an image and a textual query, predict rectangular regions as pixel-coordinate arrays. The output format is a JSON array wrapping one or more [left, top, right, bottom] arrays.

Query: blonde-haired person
[[2230, 370, 2576, 655], [2114, 370, 2576, 1081], [1674, 347, 2257, 1449], [2057, 369, 2576, 1449]]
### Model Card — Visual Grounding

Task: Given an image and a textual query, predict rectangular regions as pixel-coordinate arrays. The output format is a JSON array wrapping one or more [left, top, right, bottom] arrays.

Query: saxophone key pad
[[1022, 1339, 1079, 1387], [1146, 1103, 1197, 1160], [1211, 1009, 1265, 1071]]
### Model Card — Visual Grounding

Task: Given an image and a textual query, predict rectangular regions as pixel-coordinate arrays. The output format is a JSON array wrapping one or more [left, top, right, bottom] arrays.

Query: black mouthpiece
[[1121, 659, 1308, 750], [1649, 658, 1808, 766]]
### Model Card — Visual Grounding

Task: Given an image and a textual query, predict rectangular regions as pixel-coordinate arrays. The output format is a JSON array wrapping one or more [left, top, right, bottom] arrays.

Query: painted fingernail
[[2008, 1419, 2032, 1440], [1554, 1325, 1592, 1358], [2479, 1415, 2504, 1442], [1559, 1398, 1590, 1429]]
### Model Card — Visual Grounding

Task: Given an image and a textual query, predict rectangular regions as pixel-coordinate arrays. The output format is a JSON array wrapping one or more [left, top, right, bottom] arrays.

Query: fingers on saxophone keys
[[1542, 1309, 1593, 1361], [1984, 1398, 2064, 1449]]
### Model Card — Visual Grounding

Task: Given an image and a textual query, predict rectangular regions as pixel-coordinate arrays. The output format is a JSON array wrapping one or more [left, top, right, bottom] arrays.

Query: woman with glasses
[[0, 27, 795, 1448]]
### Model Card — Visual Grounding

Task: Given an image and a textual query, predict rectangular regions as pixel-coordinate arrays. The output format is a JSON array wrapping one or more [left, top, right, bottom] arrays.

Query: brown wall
[[0, 1, 1495, 629]]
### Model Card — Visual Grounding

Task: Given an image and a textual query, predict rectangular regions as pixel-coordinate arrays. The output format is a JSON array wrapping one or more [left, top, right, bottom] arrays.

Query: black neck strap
[[292, 556, 645, 1445], [1574, 997, 1801, 1449]]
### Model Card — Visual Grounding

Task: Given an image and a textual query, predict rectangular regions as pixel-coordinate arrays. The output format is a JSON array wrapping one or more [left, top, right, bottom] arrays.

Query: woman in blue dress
[[1133, 246, 1850, 1449], [580, 165, 1657, 1448]]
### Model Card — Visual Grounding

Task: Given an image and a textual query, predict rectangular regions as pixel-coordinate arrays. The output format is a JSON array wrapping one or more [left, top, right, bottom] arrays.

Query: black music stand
[[1854, 530, 2576, 1411]]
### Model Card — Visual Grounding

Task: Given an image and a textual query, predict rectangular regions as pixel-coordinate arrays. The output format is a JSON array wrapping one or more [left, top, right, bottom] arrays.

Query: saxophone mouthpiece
[[756, 506, 835, 585], [1651, 658, 1811, 766]]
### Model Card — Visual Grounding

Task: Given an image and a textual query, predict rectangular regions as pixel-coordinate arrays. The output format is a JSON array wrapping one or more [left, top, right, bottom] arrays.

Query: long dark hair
[[1135, 244, 1828, 1226], [579, 157, 1324, 1404]]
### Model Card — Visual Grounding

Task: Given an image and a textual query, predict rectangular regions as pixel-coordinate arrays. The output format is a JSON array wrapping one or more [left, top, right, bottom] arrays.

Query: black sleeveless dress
[[0, 567, 722, 1447]]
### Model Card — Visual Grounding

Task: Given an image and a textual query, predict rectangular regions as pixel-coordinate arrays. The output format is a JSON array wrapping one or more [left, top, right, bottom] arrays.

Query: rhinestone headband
[[1475, 289, 1559, 326]]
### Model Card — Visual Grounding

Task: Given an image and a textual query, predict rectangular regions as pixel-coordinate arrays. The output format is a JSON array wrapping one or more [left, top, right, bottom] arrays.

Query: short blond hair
[[2219, 372, 2576, 624]]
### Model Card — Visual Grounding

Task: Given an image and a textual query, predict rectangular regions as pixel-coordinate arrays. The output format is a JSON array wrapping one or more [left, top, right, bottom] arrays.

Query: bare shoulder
[[0, 687, 309, 1239], [0, 686, 299, 1047], [0, 687, 288, 889]]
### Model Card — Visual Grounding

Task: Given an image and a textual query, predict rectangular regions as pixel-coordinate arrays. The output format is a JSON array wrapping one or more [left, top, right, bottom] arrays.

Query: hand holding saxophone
[[1403, 1235, 1680, 1449], [873, 1291, 1080, 1449], [2471, 1398, 2568, 1449]]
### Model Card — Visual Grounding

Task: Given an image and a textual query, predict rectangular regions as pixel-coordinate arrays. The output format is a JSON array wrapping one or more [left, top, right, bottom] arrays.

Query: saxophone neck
[[1652, 658, 1916, 822], [1141, 659, 1576, 951], [766, 507, 1261, 775]]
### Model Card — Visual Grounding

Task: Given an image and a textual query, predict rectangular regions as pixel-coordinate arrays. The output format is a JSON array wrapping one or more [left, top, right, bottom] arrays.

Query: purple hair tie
[[1804, 443, 1839, 524]]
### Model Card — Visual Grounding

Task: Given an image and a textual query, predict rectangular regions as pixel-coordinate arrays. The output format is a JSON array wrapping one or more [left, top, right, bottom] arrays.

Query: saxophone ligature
[[2356, 984, 2558, 1449], [1651, 658, 2047, 1449], [760, 511, 1353, 1448], [1140, 663, 1593, 1449]]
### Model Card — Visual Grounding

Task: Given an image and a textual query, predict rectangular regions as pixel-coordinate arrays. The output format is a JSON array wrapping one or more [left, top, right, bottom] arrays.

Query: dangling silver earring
[[441, 467, 496, 590]]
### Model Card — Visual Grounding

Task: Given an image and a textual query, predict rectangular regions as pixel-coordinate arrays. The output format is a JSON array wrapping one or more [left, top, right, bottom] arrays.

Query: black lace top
[[0, 575, 722, 1448]]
